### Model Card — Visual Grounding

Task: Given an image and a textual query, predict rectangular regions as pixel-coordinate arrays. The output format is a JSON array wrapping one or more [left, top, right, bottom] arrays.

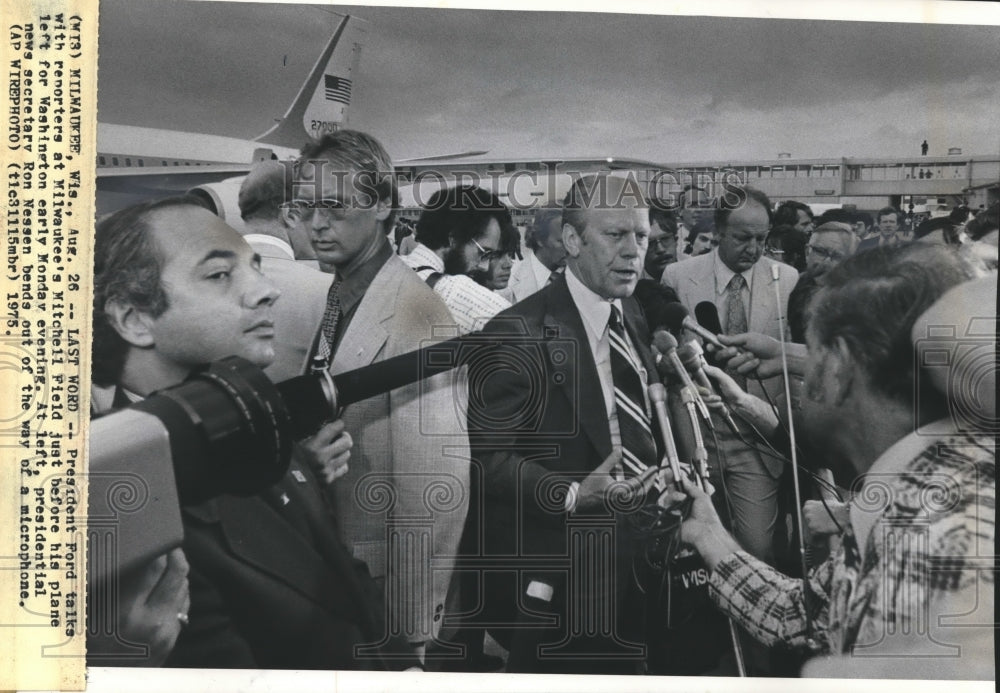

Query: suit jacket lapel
[[542, 277, 612, 461], [748, 259, 777, 335], [679, 253, 717, 313], [329, 258, 395, 374]]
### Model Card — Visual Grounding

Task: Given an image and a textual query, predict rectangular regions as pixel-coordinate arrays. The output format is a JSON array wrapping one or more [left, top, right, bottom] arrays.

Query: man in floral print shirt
[[671, 243, 994, 678]]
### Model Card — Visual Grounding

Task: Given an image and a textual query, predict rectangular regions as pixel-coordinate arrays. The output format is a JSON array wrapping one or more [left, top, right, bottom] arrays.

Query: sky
[[97, 0, 1000, 163]]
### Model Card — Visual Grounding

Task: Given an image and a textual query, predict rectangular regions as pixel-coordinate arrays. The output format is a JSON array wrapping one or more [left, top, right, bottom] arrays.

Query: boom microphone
[[285, 334, 482, 413], [662, 302, 724, 349]]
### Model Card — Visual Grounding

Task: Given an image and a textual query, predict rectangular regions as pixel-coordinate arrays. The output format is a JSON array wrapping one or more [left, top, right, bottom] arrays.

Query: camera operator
[[663, 243, 994, 678], [88, 196, 418, 670]]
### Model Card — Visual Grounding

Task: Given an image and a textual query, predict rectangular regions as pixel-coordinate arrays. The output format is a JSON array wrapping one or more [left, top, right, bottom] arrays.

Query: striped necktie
[[608, 305, 657, 479]]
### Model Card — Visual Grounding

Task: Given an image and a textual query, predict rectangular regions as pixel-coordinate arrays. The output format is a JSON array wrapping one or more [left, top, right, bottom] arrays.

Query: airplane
[[96, 13, 487, 224]]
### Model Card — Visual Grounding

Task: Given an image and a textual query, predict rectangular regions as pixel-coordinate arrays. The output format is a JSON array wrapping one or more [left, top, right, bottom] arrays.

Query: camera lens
[[133, 357, 296, 505]]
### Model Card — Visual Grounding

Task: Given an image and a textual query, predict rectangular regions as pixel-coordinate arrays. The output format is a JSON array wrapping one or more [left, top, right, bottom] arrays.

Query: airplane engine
[[187, 175, 254, 234]]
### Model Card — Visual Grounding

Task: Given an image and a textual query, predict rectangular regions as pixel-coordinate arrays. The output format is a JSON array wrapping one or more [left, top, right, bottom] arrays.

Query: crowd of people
[[87, 129, 996, 679]]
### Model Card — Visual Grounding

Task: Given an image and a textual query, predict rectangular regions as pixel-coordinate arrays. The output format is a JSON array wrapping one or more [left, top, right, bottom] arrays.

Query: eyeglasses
[[285, 199, 349, 220], [472, 238, 503, 263], [650, 236, 676, 250], [806, 245, 846, 262]]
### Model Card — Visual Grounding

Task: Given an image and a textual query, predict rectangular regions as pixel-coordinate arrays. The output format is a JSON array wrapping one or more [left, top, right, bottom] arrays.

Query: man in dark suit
[[468, 174, 663, 674], [857, 206, 904, 252], [89, 196, 417, 670]]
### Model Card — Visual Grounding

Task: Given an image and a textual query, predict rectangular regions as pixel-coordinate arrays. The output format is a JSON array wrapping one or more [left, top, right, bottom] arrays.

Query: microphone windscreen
[[695, 301, 723, 335], [653, 329, 679, 353], [661, 302, 691, 333], [676, 341, 700, 368]]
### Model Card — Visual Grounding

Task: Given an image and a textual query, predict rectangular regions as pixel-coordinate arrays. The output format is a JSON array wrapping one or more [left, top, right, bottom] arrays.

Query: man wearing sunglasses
[[288, 130, 470, 664], [402, 184, 513, 335]]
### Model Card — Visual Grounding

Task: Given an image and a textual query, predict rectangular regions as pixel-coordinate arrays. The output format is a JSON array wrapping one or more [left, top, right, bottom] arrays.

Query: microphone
[[652, 330, 713, 428], [677, 340, 740, 433], [694, 301, 724, 337], [662, 302, 724, 349], [647, 383, 684, 489]]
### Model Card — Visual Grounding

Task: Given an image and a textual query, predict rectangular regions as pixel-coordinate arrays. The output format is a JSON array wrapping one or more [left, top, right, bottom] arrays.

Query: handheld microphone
[[694, 301, 724, 337], [647, 383, 684, 489], [652, 330, 713, 428], [662, 303, 724, 349], [677, 340, 740, 433], [679, 385, 710, 488]]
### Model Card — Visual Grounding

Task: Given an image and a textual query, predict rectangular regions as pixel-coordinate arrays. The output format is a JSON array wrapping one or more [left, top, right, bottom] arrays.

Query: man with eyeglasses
[[805, 222, 856, 271], [402, 184, 513, 335], [286, 130, 470, 665], [645, 204, 679, 280]]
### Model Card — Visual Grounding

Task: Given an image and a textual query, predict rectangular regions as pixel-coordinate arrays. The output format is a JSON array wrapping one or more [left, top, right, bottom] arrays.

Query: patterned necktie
[[315, 277, 343, 365], [608, 306, 658, 479], [726, 274, 748, 388]]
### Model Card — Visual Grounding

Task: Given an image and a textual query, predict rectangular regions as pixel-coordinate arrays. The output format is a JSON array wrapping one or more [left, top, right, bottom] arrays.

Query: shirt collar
[[338, 237, 393, 316], [565, 265, 622, 346], [713, 248, 755, 296], [408, 242, 445, 273], [528, 250, 555, 288], [849, 416, 959, 550], [243, 233, 294, 261]]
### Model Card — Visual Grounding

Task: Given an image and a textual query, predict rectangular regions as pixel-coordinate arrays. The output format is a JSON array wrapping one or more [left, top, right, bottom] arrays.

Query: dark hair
[[649, 204, 678, 234], [850, 210, 872, 229], [526, 207, 562, 251], [715, 186, 772, 233], [808, 244, 984, 409], [766, 224, 808, 271], [497, 215, 522, 257], [415, 185, 514, 251], [297, 129, 398, 231], [815, 208, 855, 226], [684, 216, 715, 254], [876, 206, 899, 223], [92, 196, 210, 386], [965, 202, 999, 241], [787, 266, 826, 344], [773, 200, 813, 228], [913, 216, 961, 244]]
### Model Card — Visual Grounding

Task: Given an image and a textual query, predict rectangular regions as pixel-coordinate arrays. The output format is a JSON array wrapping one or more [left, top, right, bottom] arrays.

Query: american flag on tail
[[324, 75, 352, 105]]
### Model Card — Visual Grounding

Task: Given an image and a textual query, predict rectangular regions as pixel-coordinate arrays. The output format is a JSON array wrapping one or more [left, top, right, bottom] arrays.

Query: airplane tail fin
[[254, 14, 367, 150]]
